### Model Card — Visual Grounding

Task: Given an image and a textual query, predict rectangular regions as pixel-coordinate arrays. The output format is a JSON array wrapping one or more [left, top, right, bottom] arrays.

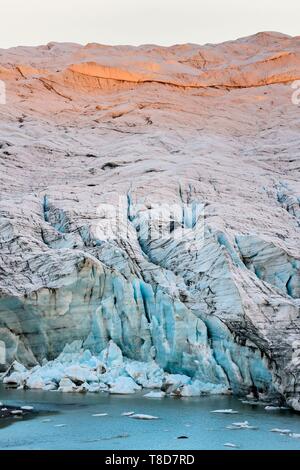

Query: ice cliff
[[0, 32, 299, 408]]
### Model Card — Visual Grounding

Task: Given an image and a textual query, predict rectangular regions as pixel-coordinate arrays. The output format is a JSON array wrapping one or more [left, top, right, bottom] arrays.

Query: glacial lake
[[0, 385, 300, 450]]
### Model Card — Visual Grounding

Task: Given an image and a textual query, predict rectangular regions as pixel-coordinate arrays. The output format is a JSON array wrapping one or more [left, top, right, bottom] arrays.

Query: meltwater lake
[[0, 385, 300, 450]]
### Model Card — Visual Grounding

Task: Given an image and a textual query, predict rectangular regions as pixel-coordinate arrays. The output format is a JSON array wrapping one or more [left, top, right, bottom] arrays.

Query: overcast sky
[[1, 0, 300, 48]]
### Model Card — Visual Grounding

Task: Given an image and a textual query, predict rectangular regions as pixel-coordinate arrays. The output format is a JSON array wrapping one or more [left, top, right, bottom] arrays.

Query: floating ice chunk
[[125, 361, 148, 383], [265, 406, 281, 410], [43, 382, 57, 391], [230, 421, 249, 427], [54, 424, 66, 427], [165, 373, 193, 395], [227, 421, 258, 430], [58, 377, 77, 392], [224, 443, 239, 448], [77, 382, 90, 393], [270, 428, 291, 434], [109, 376, 141, 394], [42, 419, 52, 423], [129, 414, 159, 420], [99, 365, 126, 386], [97, 382, 109, 392], [289, 433, 300, 439], [144, 391, 165, 398], [92, 413, 108, 417], [21, 406, 34, 411], [65, 365, 98, 384], [26, 375, 46, 390], [164, 373, 191, 387], [78, 381, 108, 393], [10, 409, 23, 415], [77, 382, 104, 393], [29, 363, 65, 385], [211, 409, 238, 414], [241, 400, 263, 406], [121, 411, 135, 416], [179, 382, 201, 397], [125, 360, 164, 389], [179, 380, 228, 397]]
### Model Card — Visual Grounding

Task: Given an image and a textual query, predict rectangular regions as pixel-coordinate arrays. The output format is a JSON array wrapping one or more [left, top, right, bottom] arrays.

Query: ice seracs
[[58, 377, 78, 393], [109, 377, 141, 394], [64, 365, 98, 384], [0, 33, 300, 409], [1, 340, 232, 397]]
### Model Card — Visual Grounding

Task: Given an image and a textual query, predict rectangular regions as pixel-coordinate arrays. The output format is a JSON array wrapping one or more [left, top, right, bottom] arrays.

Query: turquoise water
[[0, 386, 300, 450]]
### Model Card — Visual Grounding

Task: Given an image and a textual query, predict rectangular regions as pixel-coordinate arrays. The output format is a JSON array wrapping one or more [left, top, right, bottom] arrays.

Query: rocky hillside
[[0, 32, 299, 408]]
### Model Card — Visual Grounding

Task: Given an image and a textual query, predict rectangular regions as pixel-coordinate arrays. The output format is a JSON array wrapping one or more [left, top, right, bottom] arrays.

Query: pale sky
[[1, 0, 300, 48]]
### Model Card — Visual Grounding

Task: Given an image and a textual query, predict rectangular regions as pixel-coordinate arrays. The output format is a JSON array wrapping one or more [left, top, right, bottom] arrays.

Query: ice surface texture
[[0, 32, 299, 409]]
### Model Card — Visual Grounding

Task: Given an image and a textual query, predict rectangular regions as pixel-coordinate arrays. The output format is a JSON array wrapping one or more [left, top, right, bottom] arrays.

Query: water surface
[[0, 385, 300, 450]]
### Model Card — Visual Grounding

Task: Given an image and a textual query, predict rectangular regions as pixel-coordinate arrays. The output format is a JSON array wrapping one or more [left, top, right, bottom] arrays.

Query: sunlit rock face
[[0, 32, 299, 407]]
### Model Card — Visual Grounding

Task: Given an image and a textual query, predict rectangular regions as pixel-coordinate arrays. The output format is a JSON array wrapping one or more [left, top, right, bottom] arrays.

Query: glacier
[[0, 32, 300, 409]]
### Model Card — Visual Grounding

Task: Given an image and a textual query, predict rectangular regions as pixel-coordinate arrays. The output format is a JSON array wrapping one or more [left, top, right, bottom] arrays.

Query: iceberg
[[109, 377, 141, 395], [144, 391, 165, 398]]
